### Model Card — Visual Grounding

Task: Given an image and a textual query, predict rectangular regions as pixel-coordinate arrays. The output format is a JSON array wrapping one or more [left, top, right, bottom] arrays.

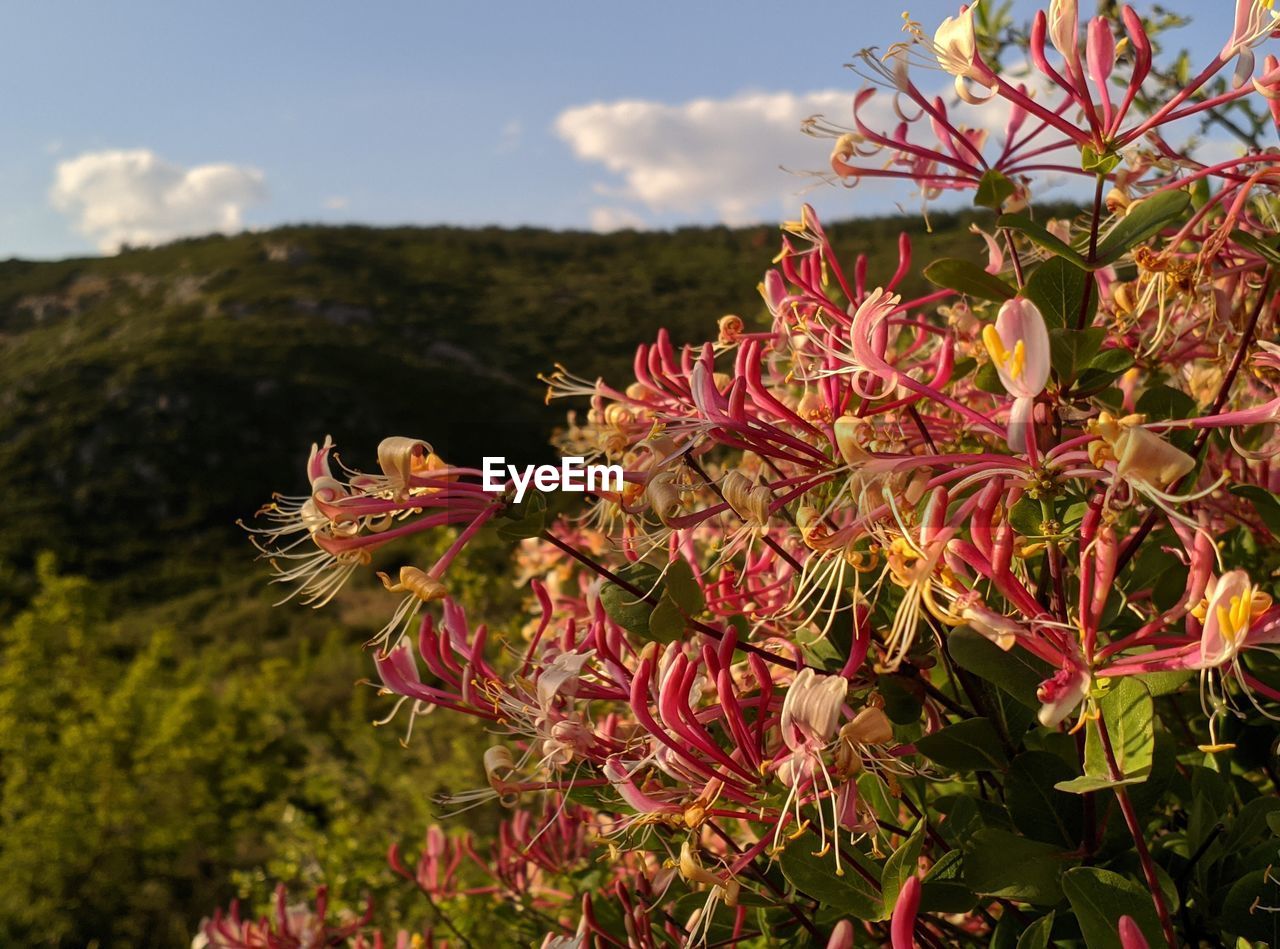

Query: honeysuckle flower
[[1193, 570, 1277, 669], [983, 297, 1050, 452], [780, 668, 848, 753], [200, 885, 374, 949], [1088, 412, 1196, 491], [368, 565, 449, 654], [1037, 665, 1091, 728], [958, 601, 1029, 651], [1223, 0, 1280, 85], [933, 5, 995, 102]]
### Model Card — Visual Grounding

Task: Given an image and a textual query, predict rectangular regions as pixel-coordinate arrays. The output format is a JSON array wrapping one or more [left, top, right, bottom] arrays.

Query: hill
[[0, 211, 1014, 602]]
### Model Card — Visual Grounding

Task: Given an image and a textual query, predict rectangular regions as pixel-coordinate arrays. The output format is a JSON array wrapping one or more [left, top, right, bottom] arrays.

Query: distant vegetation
[[0, 209, 1069, 944]]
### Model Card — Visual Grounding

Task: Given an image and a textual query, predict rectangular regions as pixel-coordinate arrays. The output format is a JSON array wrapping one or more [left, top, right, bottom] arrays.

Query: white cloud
[[323, 195, 350, 210], [555, 83, 1098, 227], [589, 205, 646, 232], [50, 149, 265, 253], [557, 90, 852, 227]]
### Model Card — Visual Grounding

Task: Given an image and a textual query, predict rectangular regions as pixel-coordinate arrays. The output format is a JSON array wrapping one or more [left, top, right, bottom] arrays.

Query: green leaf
[[948, 627, 1053, 709], [1230, 228, 1280, 267], [1056, 678, 1153, 793], [881, 822, 925, 909], [1081, 144, 1121, 174], [1231, 484, 1280, 535], [855, 770, 901, 827], [598, 562, 660, 636], [924, 258, 1017, 301], [1015, 912, 1056, 949], [1049, 326, 1106, 384], [998, 213, 1089, 268], [778, 834, 883, 920], [1006, 753, 1083, 848], [937, 793, 1015, 850], [1220, 869, 1280, 942], [974, 359, 1005, 394], [1135, 383, 1196, 421], [1222, 796, 1280, 856], [963, 829, 1067, 904], [1074, 347, 1135, 395], [495, 488, 547, 540], [1024, 256, 1094, 330], [1009, 497, 1045, 537], [646, 594, 685, 644], [663, 557, 705, 614], [1061, 867, 1162, 949], [920, 850, 977, 913], [974, 169, 1017, 210], [1089, 349, 1135, 373], [877, 674, 924, 725], [915, 718, 1009, 772], [1137, 669, 1193, 697], [1095, 190, 1192, 265]]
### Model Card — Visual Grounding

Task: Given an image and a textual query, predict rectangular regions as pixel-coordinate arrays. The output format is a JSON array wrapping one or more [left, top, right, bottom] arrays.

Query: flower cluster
[[237, 2, 1280, 946]]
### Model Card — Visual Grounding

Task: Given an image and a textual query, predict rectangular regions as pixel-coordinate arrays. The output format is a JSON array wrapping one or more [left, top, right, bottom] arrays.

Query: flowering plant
[[211, 2, 1280, 946]]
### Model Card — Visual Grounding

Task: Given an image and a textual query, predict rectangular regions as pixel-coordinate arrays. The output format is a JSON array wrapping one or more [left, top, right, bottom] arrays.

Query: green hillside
[[0, 209, 1024, 945]]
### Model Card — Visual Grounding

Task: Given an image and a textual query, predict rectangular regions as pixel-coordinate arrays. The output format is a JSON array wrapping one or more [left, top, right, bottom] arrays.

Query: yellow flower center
[[982, 325, 1025, 381], [1215, 586, 1273, 643]]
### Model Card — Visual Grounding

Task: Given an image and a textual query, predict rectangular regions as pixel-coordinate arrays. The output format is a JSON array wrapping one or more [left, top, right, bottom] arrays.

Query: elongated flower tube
[[890, 875, 922, 948], [983, 297, 1050, 452]]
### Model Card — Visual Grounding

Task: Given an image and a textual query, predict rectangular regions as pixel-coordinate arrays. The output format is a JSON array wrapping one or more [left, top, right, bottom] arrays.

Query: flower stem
[[1095, 714, 1177, 948], [1075, 174, 1106, 331]]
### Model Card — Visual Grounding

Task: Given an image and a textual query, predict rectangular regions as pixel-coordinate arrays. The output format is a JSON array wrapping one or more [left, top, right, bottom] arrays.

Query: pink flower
[[1037, 665, 1091, 728], [933, 5, 994, 102], [983, 297, 1050, 451], [1193, 570, 1277, 669]]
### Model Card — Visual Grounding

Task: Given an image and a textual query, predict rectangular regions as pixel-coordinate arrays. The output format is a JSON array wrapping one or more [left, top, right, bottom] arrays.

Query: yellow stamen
[[981, 324, 1007, 365], [1008, 339, 1025, 380], [982, 325, 1025, 380]]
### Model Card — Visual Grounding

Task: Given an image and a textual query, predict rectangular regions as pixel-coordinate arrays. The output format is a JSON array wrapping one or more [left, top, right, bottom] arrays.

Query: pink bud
[[1118, 915, 1150, 948], [1049, 0, 1079, 66], [1121, 6, 1152, 86], [827, 919, 855, 949], [1087, 17, 1116, 85], [891, 875, 922, 948]]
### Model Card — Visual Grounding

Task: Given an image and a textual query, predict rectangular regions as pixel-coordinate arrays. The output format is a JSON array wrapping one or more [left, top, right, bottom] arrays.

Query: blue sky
[[0, 1, 1236, 258]]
